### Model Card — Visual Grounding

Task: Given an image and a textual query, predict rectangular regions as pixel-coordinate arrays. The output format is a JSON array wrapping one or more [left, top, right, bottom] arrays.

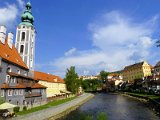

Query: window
[[15, 90, 19, 95], [1, 90, 4, 97], [42, 89, 45, 94], [17, 70, 20, 74], [7, 67, 11, 72], [8, 90, 13, 96], [19, 90, 23, 95], [24, 72, 27, 76], [14, 78, 16, 83], [10, 77, 14, 83], [20, 45, 24, 54], [6, 75, 10, 83], [21, 32, 25, 41]]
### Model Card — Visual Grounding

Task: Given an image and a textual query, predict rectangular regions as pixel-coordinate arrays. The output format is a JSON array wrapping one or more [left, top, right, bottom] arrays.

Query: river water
[[59, 93, 159, 120]]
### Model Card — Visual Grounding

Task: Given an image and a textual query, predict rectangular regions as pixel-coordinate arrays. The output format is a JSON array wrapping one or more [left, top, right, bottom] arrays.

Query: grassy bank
[[17, 96, 76, 115], [59, 111, 108, 120], [124, 92, 160, 101]]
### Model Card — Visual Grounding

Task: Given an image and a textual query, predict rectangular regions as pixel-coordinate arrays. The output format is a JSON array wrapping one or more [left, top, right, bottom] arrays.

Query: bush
[[84, 115, 93, 120], [0, 97, 5, 104], [97, 112, 107, 120], [23, 106, 27, 111], [13, 106, 20, 113]]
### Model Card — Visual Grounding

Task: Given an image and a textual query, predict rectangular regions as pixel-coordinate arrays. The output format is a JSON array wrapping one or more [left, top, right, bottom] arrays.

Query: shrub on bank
[[23, 106, 27, 111], [97, 112, 107, 120], [13, 106, 20, 113]]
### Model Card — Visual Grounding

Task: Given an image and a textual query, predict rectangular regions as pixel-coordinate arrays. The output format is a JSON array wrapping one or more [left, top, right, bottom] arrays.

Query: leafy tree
[[82, 79, 102, 91], [99, 70, 110, 80], [64, 66, 81, 94]]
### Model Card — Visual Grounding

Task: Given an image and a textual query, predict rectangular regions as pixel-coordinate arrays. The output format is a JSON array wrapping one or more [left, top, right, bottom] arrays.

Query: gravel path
[[10, 93, 94, 120]]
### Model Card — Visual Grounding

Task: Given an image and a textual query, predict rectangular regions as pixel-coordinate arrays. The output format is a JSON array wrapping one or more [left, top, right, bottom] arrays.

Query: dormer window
[[17, 70, 20, 74], [24, 72, 27, 76], [7, 67, 11, 72], [54, 78, 57, 82]]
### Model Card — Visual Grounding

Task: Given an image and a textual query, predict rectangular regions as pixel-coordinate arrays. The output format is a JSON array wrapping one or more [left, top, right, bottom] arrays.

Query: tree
[[82, 79, 102, 91], [99, 70, 110, 80], [64, 66, 81, 94]]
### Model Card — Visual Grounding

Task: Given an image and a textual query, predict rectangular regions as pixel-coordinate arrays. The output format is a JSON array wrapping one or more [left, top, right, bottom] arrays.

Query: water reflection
[[59, 93, 159, 120]]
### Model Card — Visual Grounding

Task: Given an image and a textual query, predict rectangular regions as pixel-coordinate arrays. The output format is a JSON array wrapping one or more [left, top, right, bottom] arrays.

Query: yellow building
[[34, 71, 67, 97], [123, 61, 152, 83]]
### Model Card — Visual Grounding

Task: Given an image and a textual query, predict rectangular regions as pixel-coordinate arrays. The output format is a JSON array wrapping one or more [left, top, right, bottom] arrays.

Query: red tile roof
[[15, 83, 26, 88], [0, 83, 9, 89], [34, 71, 65, 83], [0, 83, 26, 89], [8, 72, 33, 80], [31, 83, 47, 88], [0, 83, 47, 89], [0, 38, 28, 69]]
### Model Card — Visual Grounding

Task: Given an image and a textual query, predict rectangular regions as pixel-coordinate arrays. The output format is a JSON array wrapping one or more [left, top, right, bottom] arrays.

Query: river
[[59, 93, 159, 120]]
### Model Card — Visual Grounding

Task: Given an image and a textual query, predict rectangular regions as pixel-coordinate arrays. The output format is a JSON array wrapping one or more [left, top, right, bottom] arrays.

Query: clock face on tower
[[15, 2, 36, 71]]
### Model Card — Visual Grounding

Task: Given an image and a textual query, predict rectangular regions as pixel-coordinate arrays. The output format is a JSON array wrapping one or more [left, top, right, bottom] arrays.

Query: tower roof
[[19, 1, 34, 27]]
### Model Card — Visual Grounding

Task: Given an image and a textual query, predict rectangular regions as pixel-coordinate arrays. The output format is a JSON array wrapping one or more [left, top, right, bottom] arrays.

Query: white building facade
[[15, 2, 36, 70]]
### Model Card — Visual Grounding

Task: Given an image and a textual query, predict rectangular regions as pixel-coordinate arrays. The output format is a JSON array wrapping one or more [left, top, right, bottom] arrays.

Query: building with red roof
[[34, 71, 67, 97], [0, 1, 47, 106]]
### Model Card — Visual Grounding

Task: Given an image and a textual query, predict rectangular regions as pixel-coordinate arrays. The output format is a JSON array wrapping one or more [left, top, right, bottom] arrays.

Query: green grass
[[17, 97, 76, 115], [126, 92, 160, 100], [97, 112, 107, 120]]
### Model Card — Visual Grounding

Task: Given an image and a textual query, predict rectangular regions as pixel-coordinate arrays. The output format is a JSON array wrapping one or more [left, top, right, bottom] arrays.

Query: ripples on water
[[59, 93, 160, 120]]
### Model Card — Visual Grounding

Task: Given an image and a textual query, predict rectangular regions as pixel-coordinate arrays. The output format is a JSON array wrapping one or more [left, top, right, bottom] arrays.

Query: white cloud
[[51, 11, 158, 77], [17, 0, 25, 9], [0, 1, 25, 29], [65, 48, 77, 56], [0, 4, 18, 28]]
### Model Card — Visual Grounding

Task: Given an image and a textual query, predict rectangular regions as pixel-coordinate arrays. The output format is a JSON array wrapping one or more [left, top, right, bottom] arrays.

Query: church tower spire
[[15, 1, 36, 71]]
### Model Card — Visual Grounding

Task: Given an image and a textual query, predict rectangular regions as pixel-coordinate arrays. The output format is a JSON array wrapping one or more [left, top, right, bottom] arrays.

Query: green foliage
[[97, 112, 107, 120], [99, 70, 110, 80], [0, 97, 5, 104], [82, 79, 102, 91], [64, 66, 81, 94], [23, 106, 27, 111], [84, 115, 93, 120], [13, 106, 20, 113]]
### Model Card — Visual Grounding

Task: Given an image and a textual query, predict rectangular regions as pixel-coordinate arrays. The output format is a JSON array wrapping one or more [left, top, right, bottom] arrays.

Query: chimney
[[8, 32, 14, 49], [0, 25, 7, 44]]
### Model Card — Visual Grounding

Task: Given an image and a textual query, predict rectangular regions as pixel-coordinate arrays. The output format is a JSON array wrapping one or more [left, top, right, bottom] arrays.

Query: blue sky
[[0, 0, 160, 77]]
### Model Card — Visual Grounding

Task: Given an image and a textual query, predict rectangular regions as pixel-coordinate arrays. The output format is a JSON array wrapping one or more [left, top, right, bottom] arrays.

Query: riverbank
[[10, 93, 94, 120], [121, 92, 160, 117]]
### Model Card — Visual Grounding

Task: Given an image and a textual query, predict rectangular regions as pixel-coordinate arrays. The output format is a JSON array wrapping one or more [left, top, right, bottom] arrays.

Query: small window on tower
[[21, 32, 25, 41], [20, 45, 24, 54]]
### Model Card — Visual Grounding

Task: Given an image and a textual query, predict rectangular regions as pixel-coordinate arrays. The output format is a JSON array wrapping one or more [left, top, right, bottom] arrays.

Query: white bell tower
[[15, 2, 36, 70]]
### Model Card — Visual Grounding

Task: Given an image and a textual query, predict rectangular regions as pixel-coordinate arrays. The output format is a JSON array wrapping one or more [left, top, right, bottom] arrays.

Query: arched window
[[21, 32, 25, 41], [20, 45, 24, 54]]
